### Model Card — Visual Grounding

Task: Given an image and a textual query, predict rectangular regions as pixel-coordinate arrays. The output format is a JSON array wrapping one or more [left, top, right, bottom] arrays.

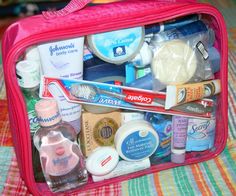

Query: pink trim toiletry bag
[[1, 0, 228, 195]]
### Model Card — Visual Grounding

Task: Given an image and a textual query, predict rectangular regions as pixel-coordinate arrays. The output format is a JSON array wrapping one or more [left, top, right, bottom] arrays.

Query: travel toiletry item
[[171, 116, 188, 164], [152, 40, 198, 90], [145, 113, 172, 164], [136, 66, 152, 79], [85, 147, 119, 176], [126, 73, 153, 90], [38, 37, 85, 133], [87, 26, 144, 64], [39, 131, 88, 193], [186, 118, 216, 151], [92, 158, 151, 182], [25, 46, 42, 73], [120, 111, 145, 125], [165, 79, 221, 109], [84, 56, 126, 84], [125, 62, 136, 84], [150, 21, 216, 91], [83, 57, 124, 114], [208, 47, 221, 74], [130, 42, 153, 68], [114, 119, 159, 161], [33, 99, 87, 192], [40, 76, 214, 118], [2, 0, 229, 194], [149, 20, 213, 48], [80, 111, 121, 157], [145, 14, 201, 35], [83, 44, 94, 61], [16, 59, 42, 181], [16, 60, 41, 134], [38, 37, 84, 80], [128, 46, 220, 91]]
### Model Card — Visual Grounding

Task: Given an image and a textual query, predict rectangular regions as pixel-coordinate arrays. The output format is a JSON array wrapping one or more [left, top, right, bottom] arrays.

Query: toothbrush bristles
[[71, 84, 97, 100]]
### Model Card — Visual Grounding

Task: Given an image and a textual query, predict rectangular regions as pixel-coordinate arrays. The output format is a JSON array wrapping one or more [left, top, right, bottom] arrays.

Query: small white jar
[[114, 120, 159, 161]]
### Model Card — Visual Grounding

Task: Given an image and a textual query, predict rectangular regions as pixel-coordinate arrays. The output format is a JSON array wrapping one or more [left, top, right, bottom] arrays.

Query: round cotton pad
[[152, 40, 197, 85]]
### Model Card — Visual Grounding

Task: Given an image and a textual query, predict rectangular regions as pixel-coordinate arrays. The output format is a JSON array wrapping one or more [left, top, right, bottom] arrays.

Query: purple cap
[[171, 153, 186, 164]]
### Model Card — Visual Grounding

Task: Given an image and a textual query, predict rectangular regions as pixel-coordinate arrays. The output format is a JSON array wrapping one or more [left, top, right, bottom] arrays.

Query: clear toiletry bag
[[1, 0, 228, 195]]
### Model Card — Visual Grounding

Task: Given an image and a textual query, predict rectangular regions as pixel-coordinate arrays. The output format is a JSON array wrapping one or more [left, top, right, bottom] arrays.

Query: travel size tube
[[165, 79, 221, 110], [171, 116, 188, 164]]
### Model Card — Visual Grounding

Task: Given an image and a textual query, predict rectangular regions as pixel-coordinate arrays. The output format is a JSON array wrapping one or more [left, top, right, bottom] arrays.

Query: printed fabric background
[[0, 0, 236, 195]]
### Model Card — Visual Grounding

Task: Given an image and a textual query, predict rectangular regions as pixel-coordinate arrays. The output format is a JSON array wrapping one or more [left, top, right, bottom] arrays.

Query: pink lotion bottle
[[33, 99, 88, 193]]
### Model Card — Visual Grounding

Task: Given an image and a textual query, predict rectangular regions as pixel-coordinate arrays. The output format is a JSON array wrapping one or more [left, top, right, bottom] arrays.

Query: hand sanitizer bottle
[[33, 99, 88, 193]]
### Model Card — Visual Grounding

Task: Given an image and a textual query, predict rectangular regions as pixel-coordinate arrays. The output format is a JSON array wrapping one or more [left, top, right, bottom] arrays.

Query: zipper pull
[[42, 0, 92, 19]]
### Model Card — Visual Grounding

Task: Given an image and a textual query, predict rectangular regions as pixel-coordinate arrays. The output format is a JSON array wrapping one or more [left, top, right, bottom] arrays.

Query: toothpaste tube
[[165, 79, 221, 110]]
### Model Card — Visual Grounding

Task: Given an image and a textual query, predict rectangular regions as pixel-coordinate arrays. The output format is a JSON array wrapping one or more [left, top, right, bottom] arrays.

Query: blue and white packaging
[[186, 118, 216, 151], [145, 113, 172, 164], [87, 27, 144, 64]]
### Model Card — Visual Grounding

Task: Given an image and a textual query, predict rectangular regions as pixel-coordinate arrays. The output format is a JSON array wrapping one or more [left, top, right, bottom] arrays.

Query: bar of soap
[[152, 40, 197, 85]]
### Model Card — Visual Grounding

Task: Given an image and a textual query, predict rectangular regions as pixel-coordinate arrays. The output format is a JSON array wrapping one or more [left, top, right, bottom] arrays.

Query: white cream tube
[[38, 37, 84, 132], [165, 79, 221, 110]]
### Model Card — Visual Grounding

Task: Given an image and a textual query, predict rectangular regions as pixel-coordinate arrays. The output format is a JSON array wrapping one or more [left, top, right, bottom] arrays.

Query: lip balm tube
[[171, 116, 188, 164], [165, 79, 221, 110]]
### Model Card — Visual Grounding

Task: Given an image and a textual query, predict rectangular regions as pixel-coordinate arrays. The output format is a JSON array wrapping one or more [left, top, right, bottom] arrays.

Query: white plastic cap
[[86, 147, 119, 176], [140, 42, 153, 66], [25, 46, 41, 62], [132, 42, 153, 68], [16, 60, 40, 88]]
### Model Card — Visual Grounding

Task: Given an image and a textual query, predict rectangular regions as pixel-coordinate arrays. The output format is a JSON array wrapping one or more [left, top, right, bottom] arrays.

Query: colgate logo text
[[126, 94, 152, 104]]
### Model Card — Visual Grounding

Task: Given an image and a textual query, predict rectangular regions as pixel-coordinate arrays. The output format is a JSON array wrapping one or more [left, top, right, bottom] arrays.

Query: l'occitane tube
[[165, 79, 221, 110]]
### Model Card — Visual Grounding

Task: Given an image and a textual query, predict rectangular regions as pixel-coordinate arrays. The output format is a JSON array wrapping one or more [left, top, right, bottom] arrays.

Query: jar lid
[[114, 120, 159, 161], [35, 99, 61, 127], [16, 60, 40, 88], [87, 27, 144, 64], [86, 147, 119, 176]]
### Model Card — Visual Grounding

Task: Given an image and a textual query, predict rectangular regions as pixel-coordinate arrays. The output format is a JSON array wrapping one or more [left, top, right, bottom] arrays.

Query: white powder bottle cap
[[16, 60, 40, 88], [152, 40, 197, 85], [86, 147, 119, 176]]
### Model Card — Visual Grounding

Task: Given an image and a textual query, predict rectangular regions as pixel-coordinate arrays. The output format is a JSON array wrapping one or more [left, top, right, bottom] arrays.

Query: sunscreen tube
[[165, 79, 221, 109], [171, 116, 188, 163], [92, 158, 151, 182]]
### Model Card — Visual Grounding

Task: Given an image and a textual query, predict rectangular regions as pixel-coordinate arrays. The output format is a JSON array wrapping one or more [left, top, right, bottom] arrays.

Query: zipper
[[4, 2, 228, 195]]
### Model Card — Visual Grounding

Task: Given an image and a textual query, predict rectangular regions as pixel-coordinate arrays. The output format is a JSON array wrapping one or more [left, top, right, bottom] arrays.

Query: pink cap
[[35, 99, 61, 127]]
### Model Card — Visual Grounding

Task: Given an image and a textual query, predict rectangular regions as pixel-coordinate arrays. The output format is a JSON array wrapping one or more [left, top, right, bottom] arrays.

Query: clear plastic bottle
[[16, 60, 44, 181], [33, 99, 88, 193]]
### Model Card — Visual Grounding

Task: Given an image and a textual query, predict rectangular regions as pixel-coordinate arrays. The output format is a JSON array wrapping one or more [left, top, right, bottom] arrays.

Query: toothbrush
[[70, 83, 212, 115], [70, 83, 163, 107]]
